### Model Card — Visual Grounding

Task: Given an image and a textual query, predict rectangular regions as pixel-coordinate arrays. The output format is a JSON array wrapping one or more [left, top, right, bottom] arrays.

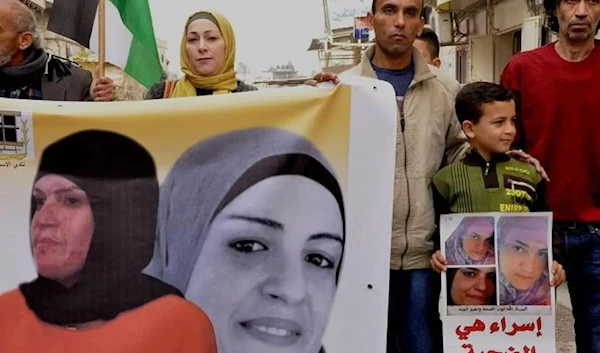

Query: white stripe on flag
[[90, 1, 133, 70]]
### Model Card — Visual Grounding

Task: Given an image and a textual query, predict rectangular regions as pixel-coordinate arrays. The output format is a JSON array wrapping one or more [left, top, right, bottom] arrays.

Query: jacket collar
[[41, 74, 67, 101], [359, 45, 436, 84], [462, 148, 511, 166]]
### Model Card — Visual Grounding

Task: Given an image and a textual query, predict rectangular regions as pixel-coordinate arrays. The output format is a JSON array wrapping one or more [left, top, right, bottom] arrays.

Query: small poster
[[440, 212, 556, 353], [353, 16, 371, 41]]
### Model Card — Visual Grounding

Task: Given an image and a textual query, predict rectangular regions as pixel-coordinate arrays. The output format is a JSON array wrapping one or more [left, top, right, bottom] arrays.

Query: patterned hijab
[[445, 216, 495, 265], [497, 216, 550, 305]]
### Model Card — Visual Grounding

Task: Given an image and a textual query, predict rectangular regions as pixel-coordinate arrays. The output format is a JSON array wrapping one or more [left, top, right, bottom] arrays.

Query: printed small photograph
[[497, 215, 552, 306], [446, 267, 497, 307], [445, 216, 495, 266]]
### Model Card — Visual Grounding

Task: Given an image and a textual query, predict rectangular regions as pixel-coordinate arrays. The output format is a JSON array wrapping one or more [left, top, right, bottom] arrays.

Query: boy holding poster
[[429, 81, 566, 353], [430, 81, 565, 285]]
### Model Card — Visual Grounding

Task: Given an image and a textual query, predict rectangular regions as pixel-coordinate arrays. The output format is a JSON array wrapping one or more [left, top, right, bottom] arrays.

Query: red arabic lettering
[[462, 343, 475, 353], [456, 319, 486, 340], [505, 320, 537, 336], [536, 317, 542, 337], [489, 317, 507, 334], [462, 344, 537, 353]]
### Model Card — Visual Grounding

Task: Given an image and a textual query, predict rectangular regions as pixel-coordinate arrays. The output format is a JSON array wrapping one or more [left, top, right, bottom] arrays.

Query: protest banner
[[440, 212, 556, 353], [0, 77, 397, 353]]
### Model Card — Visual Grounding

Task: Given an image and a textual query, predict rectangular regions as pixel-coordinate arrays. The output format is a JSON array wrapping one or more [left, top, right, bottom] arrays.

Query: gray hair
[[1, 0, 42, 48]]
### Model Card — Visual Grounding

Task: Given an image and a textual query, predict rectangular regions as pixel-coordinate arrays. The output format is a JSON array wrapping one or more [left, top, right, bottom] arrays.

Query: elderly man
[[0, 0, 114, 101], [501, 0, 600, 350]]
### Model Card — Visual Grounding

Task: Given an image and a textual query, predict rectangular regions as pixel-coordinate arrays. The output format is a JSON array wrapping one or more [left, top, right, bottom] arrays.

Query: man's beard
[[0, 47, 16, 68]]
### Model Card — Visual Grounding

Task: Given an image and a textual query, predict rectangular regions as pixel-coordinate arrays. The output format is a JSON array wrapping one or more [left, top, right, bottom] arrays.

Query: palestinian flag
[[47, 0, 162, 88]]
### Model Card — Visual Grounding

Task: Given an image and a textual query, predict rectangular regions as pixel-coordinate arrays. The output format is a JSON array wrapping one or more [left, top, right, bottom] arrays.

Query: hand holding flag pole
[[47, 0, 162, 89], [98, 0, 105, 76]]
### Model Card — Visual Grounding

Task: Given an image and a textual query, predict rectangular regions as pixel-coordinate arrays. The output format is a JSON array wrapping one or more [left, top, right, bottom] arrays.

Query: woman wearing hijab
[[0, 130, 216, 353], [446, 267, 497, 306], [146, 11, 257, 99], [497, 216, 556, 306], [144, 127, 345, 353], [445, 216, 495, 266]]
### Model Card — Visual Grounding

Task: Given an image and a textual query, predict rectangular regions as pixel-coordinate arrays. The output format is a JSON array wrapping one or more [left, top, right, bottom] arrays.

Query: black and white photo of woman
[[144, 127, 346, 353]]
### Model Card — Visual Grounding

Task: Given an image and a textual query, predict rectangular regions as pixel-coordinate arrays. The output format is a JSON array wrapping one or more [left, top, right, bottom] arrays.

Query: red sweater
[[501, 41, 600, 222], [0, 289, 217, 353]]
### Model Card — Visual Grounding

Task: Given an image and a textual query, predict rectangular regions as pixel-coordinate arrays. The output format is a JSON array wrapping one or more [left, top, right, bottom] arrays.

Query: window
[[0, 113, 18, 145]]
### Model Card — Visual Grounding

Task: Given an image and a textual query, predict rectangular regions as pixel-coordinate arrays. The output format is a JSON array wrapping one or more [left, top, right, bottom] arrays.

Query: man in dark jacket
[[0, 0, 114, 101]]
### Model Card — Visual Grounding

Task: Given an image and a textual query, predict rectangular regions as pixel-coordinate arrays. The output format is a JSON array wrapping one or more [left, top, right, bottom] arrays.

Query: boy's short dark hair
[[455, 82, 514, 125], [416, 28, 440, 58]]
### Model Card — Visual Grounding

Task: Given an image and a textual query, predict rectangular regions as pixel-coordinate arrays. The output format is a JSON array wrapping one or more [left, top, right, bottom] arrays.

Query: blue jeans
[[387, 269, 442, 353], [555, 222, 600, 353]]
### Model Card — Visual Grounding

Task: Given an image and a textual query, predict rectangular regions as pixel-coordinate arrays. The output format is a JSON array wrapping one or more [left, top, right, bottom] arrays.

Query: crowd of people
[[0, 0, 598, 352]]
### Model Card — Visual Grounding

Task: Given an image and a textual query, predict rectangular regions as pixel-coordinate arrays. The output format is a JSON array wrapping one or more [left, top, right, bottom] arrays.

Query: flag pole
[[98, 0, 106, 76]]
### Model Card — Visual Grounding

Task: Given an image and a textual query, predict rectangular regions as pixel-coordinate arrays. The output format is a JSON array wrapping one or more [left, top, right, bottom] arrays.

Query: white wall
[[495, 30, 518, 82], [493, 0, 531, 31]]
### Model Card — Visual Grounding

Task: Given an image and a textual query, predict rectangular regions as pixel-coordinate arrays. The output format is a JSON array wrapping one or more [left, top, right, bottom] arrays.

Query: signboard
[[328, 0, 370, 30], [353, 16, 371, 40], [440, 213, 556, 353]]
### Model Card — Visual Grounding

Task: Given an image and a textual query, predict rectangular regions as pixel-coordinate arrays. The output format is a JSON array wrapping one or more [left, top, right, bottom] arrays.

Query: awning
[[435, 0, 483, 12]]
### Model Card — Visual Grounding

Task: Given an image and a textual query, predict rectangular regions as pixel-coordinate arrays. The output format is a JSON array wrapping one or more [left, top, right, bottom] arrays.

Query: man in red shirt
[[501, 0, 600, 351]]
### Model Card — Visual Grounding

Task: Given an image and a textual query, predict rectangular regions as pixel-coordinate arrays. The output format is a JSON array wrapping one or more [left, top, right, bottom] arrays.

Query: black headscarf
[[19, 130, 182, 326]]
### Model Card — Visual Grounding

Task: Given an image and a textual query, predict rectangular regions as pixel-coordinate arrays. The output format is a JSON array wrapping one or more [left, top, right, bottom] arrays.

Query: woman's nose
[[474, 239, 485, 251], [474, 276, 488, 292], [197, 38, 208, 52], [260, 257, 308, 305], [35, 202, 59, 226], [520, 255, 536, 274]]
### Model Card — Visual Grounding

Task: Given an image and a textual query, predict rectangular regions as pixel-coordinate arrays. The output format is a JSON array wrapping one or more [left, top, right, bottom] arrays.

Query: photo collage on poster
[[441, 213, 554, 316]]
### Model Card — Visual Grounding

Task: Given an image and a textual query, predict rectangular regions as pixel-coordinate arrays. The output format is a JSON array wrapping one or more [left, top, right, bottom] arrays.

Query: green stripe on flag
[[109, 0, 162, 88]]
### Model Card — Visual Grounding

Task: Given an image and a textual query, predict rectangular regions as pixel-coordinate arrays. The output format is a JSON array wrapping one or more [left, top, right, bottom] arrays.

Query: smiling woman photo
[[446, 267, 497, 306], [497, 216, 554, 306], [144, 127, 346, 353], [445, 216, 495, 266]]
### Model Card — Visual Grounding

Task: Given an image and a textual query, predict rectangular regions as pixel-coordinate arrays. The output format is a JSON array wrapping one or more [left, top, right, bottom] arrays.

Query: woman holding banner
[[0, 130, 216, 353], [144, 127, 345, 353], [497, 216, 553, 306], [146, 10, 257, 99]]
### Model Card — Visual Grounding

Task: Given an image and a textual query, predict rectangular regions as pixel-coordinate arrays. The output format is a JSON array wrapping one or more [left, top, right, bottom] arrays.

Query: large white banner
[[0, 78, 397, 353]]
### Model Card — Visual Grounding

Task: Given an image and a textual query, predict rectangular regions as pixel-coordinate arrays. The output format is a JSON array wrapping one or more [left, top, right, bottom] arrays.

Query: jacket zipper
[[399, 108, 410, 269], [484, 163, 490, 176], [508, 178, 536, 192]]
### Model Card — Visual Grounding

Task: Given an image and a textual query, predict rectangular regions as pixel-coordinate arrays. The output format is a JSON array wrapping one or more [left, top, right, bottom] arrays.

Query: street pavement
[[556, 284, 576, 353]]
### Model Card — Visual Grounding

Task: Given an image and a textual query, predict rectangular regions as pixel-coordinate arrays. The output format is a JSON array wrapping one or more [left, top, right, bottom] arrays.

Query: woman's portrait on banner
[[497, 215, 552, 306], [445, 216, 495, 266], [144, 127, 346, 353], [0, 130, 217, 353]]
